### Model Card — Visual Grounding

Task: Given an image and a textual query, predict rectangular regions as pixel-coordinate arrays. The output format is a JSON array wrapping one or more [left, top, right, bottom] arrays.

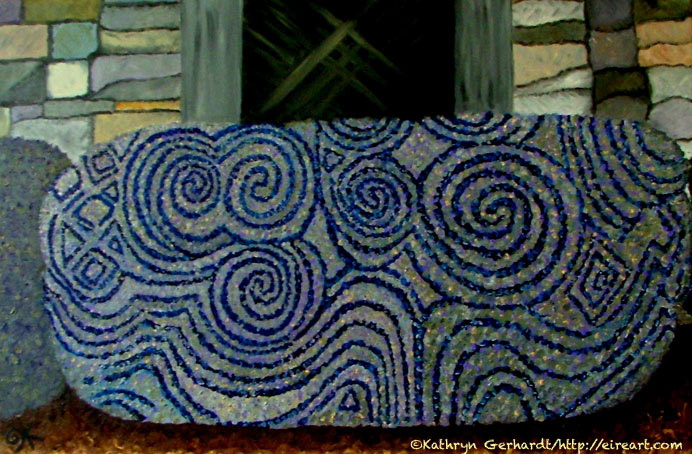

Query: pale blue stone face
[[51, 23, 98, 60], [1, 138, 69, 420], [39, 113, 691, 427]]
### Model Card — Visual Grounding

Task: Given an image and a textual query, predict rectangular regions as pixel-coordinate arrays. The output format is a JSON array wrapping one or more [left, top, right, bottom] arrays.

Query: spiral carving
[[123, 131, 227, 262], [422, 112, 540, 145], [323, 155, 416, 265], [40, 115, 690, 426], [209, 241, 323, 352], [170, 156, 221, 219], [219, 126, 315, 242]]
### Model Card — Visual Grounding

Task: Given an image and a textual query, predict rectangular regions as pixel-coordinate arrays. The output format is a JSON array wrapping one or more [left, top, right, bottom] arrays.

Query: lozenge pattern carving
[[40, 113, 691, 427]]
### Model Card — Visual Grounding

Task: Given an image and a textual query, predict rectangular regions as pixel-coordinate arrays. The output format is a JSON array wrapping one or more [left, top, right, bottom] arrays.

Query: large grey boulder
[[1, 137, 69, 420], [39, 114, 690, 426]]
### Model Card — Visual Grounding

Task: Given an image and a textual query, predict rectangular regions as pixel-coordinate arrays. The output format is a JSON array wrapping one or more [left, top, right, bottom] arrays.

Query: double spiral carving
[[121, 126, 316, 266]]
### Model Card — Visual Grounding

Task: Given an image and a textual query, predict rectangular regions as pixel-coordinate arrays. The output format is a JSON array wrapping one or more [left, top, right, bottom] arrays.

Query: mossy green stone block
[[633, 0, 692, 22], [513, 21, 587, 44], [52, 22, 98, 59], [0, 62, 46, 105], [593, 69, 647, 104], [25, 0, 102, 23]]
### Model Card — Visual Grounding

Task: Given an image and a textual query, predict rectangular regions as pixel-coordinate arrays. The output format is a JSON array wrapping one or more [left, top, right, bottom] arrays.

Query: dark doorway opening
[[242, 0, 455, 123]]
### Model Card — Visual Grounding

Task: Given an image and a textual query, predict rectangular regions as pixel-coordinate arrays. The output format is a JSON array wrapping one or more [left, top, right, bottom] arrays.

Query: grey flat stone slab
[[44, 100, 115, 118], [648, 66, 692, 104], [514, 89, 592, 115], [11, 118, 91, 164], [649, 98, 692, 140], [0, 0, 20, 24], [10, 104, 43, 122], [101, 5, 180, 30], [40, 114, 691, 427], [90, 54, 181, 92], [51, 22, 98, 60], [512, 0, 584, 27], [94, 76, 181, 101], [1, 137, 69, 420]]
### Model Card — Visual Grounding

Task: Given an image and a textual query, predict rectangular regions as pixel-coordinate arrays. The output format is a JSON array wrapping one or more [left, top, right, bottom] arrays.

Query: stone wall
[[587, 0, 648, 121], [513, 0, 691, 156], [512, 0, 593, 115], [1, 0, 690, 161], [635, 0, 692, 157], [0, 0, 181, 163]]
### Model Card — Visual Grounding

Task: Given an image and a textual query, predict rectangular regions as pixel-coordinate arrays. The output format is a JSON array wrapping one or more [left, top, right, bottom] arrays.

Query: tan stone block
[[638, 43, 692, 66], [0, 108, 10, 137], [636, 18, 692, 48], [514, 43, 588, 86], [115, 100, 181, 111], [24, 0, 100, 22], [94, 112, 180, 143], [0, 25, 48, 60]]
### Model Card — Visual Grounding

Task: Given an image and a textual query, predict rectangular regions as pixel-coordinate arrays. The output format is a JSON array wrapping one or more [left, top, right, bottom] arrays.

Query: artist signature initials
[[5, 423, 43, 453]]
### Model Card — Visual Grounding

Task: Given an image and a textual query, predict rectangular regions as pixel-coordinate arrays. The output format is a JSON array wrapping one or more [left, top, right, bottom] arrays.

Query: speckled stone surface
[[1, 137, 70, 420], [40, 113, 691, 427]]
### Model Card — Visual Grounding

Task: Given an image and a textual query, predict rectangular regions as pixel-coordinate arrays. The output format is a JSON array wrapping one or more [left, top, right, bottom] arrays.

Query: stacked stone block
[[0, 0, 181, 163], [586, 0, 649, 121], [1, 1, 690, 159], [512, 0, 593, 115], [634, 0, 692, 157]]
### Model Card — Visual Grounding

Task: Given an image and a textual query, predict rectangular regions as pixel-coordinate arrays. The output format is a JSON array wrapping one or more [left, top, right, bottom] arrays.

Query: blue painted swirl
[[322, 155, 417, 266]]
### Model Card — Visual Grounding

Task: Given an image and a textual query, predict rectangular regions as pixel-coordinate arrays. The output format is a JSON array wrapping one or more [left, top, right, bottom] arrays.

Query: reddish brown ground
[[2, 328, 690, 454]]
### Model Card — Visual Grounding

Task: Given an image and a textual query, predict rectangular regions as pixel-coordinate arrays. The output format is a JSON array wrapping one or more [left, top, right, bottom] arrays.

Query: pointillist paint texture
[[1, 137, 70, 420], [40, 113, 691, 427]]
